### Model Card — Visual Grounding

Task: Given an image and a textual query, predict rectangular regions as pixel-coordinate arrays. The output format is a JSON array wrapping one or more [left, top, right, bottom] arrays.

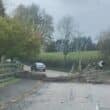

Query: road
[[6, 83, 110, 110], [4, 69, 110, 110], [23, 65, 69, 77], [45, 70, 68, 77]]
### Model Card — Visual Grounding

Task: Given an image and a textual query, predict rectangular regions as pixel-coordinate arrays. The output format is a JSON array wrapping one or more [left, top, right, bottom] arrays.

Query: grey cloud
[[4, 0, 110, 40]]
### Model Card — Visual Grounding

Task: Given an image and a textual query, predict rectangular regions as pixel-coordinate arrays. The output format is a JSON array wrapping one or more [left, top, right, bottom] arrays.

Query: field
[[39, 51, 102, 71]]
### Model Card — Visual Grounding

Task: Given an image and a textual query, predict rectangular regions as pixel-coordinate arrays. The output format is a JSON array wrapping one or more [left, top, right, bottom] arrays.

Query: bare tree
[[58, 16, 76, 66], [75, 32, 94, 72]]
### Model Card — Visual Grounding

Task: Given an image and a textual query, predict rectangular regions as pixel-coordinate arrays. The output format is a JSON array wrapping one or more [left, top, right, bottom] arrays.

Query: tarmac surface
[[5, 83, 110, 110], [1, 70, 110, 110]]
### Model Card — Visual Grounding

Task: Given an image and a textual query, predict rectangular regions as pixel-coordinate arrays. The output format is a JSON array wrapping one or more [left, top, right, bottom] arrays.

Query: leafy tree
[[0, 0, 5, 17], [0, 17, 41, 61], [23, 32, 41, 61], [14, 4, 54, 47]]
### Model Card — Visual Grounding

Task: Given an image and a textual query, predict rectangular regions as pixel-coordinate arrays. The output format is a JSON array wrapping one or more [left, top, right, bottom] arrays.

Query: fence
[[0, 63, 23, 84]]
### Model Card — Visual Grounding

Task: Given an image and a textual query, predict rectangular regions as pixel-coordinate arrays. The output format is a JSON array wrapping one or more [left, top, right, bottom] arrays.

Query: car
[[31, 62, 46, 72]]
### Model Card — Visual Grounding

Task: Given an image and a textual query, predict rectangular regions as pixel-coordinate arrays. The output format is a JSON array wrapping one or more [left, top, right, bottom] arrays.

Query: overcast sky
[[4, 0, 110, 40]]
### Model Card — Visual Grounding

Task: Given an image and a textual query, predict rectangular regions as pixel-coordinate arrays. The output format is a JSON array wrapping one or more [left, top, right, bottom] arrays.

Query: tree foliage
[[0, 0, 5, 17], [46, 40, 56, 52], [70, 37, 96, 51], [55, 37, 96, 52], [0, 17, 41, 61], [14, 4, 54, 46]]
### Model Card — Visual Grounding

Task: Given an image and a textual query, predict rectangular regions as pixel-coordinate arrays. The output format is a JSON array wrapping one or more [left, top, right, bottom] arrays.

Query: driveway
[[6, 83, 110, 110]]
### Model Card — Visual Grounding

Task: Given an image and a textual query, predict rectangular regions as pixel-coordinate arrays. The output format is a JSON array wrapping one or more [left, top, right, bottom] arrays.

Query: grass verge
[[0, 78, 20, 88]]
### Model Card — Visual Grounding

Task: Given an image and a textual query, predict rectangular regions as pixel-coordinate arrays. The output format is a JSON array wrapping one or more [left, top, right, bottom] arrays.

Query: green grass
[[0, 78, 20, 88], [39, 51, 102, 71], [40, 51, 101, 60]]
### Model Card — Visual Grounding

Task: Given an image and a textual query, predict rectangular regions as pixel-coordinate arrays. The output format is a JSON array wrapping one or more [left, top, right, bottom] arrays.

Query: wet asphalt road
[[4, 70, 110, 110], [7, 83, 110, 110], [45, 70, 68, 77]]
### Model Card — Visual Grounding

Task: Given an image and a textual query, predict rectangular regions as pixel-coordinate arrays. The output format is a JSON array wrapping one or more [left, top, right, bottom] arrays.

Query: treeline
[[46, 36, 96, 52]]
